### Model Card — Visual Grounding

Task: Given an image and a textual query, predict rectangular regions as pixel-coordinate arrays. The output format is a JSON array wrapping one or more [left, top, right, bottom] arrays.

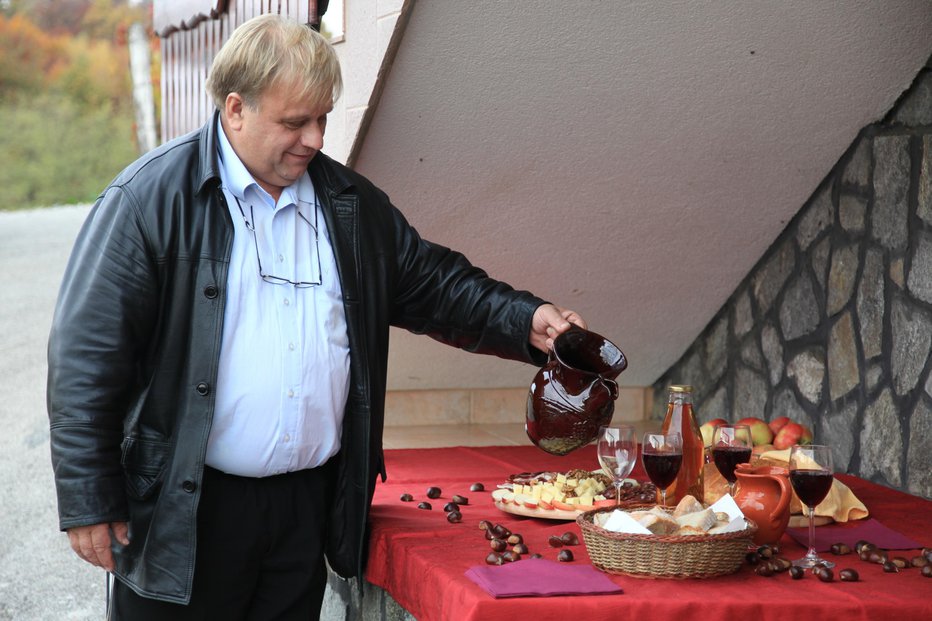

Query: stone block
[[761, 323, 784, 386], [856, 247, 884, 360], [859, 388, 903, 487], [786, 348, 825, 405], [704, 314, 729, 383], [871, 135, 910, 251], [779, 273, 820, 341], [891, 69, 932, 126], [827, 242, 860, 316], [811, 236, 831, 292], [828, 311, 859, 401], [906, 230, 932, 305], [891, 295, 932, 396], [771, 387, 812, 430], [823, 401, 858, 473], [920, 135, 932, 225], [733, 288, 754, 338], [907, 399, 932, 499], [753, 239, 795, 315], [839, 193, 867, 233], [841, 136, 871, 188], [733, 365, 768, 420]]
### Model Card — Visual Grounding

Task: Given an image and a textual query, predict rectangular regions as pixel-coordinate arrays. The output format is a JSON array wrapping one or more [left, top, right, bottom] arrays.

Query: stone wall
[[651, 59, 932, 499]]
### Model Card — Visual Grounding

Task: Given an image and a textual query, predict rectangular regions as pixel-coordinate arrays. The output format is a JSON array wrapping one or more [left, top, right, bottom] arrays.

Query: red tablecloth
[[365, 445, 932, 621]]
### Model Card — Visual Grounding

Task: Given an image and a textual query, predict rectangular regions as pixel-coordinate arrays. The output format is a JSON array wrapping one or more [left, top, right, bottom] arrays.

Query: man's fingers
[[67, 524, 115, 571]]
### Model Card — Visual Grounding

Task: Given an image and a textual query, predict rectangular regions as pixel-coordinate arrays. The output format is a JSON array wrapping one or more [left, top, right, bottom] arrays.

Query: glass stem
[[614, 481, 622, 507], [806, 505, 818, 559]]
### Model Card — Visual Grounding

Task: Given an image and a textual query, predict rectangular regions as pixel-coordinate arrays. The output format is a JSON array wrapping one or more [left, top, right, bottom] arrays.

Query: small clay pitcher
[[734, 464, 792, 547], [526, 326, 627, 455]]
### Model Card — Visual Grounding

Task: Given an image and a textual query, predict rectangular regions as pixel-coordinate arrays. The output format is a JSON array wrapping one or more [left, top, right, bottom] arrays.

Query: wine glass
[[711, 424, 753, 497], [789, 445, 835, 569], [641, 432, 682, 507], [596, 425, 637, 506]]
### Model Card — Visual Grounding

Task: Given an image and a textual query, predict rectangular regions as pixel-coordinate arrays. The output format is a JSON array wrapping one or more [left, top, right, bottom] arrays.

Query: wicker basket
[[576, 506, 757, 579]]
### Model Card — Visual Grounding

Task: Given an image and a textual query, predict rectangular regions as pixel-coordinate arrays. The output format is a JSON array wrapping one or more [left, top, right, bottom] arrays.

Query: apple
[[773, 422, 804, 449], [769, 416, 792, 437], [736, 417, 774, 446], [700, 418, 728, 446], [799, 424, 813, 445], [552, 499, 576, 512]]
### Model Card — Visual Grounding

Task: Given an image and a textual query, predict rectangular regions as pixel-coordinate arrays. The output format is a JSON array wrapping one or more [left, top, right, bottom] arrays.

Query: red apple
[[799, 424, 813, 445], [773, 422, 804, 450], [552, 499, 576, 512], [700, 418, 728, 446], [769, 416, 792, 436], [736, 417, 774, 446], [593, 498, 616, 509]]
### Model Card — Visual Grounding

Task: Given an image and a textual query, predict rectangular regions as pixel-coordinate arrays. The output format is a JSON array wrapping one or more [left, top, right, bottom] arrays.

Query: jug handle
[[772, 471, 793, 525], [601, 378, 619, 401]]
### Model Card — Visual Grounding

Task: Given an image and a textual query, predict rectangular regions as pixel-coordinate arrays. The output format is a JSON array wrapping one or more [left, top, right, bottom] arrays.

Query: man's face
[[223, 80, 331, 199]]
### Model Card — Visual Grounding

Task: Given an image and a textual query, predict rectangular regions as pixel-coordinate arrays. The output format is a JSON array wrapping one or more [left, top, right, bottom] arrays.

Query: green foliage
[[0, 94, 138, 210]]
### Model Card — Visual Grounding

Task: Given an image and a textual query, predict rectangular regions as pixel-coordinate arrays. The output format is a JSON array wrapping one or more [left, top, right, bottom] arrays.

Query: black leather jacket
[[47, 112, 546, 604]]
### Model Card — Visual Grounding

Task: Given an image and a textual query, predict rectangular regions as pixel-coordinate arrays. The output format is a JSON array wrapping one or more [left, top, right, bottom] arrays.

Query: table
[[364, 445, 932, 621]]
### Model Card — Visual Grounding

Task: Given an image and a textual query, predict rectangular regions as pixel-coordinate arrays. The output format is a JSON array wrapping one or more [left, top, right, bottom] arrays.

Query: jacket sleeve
[[387, 202, 548, 366], [47, 186, 158, 530]]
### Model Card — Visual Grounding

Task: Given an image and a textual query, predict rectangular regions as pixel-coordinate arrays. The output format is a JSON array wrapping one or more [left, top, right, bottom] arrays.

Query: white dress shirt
[[206, 121, 350, 477]]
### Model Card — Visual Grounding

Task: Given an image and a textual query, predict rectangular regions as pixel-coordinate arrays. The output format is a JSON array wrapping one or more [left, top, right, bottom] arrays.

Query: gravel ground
[[0, 205, 105, 621]]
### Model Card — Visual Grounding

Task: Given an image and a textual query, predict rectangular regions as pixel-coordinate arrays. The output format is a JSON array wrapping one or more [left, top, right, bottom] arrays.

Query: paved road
[[0, 205, 104, 621]]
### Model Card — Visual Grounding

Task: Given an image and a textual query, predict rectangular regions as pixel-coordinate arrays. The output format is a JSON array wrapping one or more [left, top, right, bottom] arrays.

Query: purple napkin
[[465, 558, 623, 598], [785, 518, 923, 552]]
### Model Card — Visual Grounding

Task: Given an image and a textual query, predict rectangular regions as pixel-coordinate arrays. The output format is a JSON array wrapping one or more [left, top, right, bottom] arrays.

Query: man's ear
[[225, 93, 246, 131]]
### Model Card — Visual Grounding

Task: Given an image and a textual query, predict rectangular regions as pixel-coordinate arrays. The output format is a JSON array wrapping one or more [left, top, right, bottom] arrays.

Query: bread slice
[[637, 512, 679, 535], [672, 495, 704, 518], [674, 507, 717, 531]]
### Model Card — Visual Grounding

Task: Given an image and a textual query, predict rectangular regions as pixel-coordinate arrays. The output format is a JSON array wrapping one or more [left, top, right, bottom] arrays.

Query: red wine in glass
[[712, 446, 752, 483], [711, 424, 752, 496], [789, 445, 835, 569], [641, 432, 683, 507], [789, 469, 833, 507], [643, 453, 682, 489]]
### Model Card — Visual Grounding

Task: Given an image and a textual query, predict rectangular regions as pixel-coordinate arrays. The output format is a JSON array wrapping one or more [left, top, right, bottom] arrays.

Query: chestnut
[[416, 501, 432, 510], [755, 564, 774, 577], [399, 493, 414, 502], [491, 523, 511, 539], [443, 502, 459, 513], [911, 555, 929, 568], [470, 482, 485, 492], [506, 534, 523, 545], [854, 540, 874, 554], [838, 568, 859, 582], [830, 543, 852, 555], [426, 486, 442, 499], [891, 556, 909, 569], [757, 545, 774, 559], [560, 532, 580, 546], [882, 561, 899, 573], [452, 494, 469, 505], [485, 552, 503, 565], [478, 520, 492, 532], [771, 558, 792, 572], [922, 565, 932, 578], [446, 510, 462, 523], [868, 550, 888, 565], [816, 567, 834, 582], [529, 553, 543, 559], [490, 538, 507, 553], [548, 535, 564, 548], [745, 551, 760, 565], [512, 543, 529, 555], [502, 550, 521, 562], [556, 549, 574, 562], [789, 566, 805, 580]]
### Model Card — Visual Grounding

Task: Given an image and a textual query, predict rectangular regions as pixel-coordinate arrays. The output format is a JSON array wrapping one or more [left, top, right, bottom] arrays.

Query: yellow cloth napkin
[[756, 449, 868, 523]]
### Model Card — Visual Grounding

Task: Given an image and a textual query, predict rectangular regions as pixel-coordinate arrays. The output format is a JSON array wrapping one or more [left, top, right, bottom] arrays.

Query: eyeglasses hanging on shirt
[[233, 195, 322, 287]]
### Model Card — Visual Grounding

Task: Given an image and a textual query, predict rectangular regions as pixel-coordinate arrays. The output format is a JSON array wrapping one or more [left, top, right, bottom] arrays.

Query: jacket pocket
[[121, 435, 171, 500]]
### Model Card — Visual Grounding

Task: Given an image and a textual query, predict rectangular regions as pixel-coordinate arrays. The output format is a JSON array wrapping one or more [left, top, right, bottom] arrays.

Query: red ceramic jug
[[734, 464, 792, 547], [525, 326, 627, 455]]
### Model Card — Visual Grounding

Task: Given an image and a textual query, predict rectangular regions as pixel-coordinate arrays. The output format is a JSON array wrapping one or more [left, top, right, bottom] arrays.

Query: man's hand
[[529, 304, 587, 353], [67, 522, 129, 572]]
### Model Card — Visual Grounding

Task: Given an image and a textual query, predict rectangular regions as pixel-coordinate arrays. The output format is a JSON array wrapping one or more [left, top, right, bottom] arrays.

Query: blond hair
[[206, 13, 342, 111]]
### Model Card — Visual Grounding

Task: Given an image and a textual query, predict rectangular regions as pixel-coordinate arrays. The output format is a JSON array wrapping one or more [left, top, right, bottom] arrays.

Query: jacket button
[[195, 382, 210, 396], [204, 285, 219, 299], [182, 480, 197, 493]]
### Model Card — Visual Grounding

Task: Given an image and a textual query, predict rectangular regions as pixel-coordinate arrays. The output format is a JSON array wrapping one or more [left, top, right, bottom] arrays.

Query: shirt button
[[278, 254, 285, 263], [287, 389, 295, 398], [288, 342, 295, 351], [283, 434, 291, 442], [284, 298, 290, 306]]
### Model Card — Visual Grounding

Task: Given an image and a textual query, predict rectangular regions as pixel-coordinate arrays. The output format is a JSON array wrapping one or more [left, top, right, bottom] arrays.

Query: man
[[48, 13, 584, 620]]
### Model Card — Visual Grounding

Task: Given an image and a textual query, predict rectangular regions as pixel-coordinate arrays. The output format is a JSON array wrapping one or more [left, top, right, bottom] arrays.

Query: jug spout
[[526, 327, 627, 455]]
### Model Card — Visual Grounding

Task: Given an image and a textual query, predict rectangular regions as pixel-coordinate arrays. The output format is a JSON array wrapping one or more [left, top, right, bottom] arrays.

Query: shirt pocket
[[121, 435, 171, 500]]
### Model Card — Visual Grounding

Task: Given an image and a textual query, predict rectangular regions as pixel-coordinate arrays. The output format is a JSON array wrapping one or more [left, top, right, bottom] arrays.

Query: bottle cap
[[669, 384, 693, 393]]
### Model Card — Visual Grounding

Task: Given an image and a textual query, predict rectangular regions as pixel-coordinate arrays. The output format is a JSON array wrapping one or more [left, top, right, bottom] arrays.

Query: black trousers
[[110, 462, 335, 621]]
